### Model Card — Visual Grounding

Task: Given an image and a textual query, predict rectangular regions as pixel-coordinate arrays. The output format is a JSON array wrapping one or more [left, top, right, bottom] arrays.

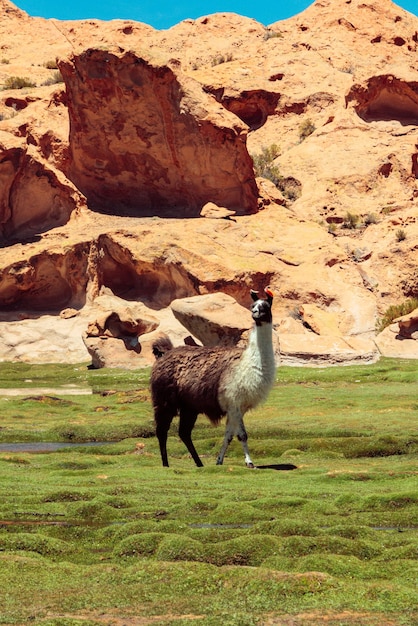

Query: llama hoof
[[246, 462, 256, 469]]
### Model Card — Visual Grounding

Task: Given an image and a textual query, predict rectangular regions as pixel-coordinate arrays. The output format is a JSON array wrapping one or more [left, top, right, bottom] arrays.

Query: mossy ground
[[0, 359, 416, 625]]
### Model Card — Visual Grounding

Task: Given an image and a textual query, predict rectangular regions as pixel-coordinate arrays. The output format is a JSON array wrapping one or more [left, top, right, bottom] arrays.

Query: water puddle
[[0, 387, 92, 396], [0, 441, 115, 453], [0, 518, 119, 528], [190, 523, 253, 529], [255, 463, 298, 470], [372, 526, 417, 532]]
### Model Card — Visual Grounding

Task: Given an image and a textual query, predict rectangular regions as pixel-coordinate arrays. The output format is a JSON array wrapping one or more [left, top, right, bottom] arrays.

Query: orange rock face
[[60, 50, 258, 217], [0, 0, 417, 364], [0, 137, 82, 240]]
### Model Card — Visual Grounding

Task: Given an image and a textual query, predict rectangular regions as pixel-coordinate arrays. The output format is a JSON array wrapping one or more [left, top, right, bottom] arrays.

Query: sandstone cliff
[[0, 0, 417, 365]]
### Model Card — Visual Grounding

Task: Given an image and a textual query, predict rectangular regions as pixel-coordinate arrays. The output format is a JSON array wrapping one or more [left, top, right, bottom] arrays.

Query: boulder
[[200, 202, 236, 219], [171, 292, 281, 362], [0, 312, 89, 364], [82, 293, 160, 368], [395, 307, 418, 338], [59, 49, 259, 217], [256, 177, 287, 209], [85, 293, 159, 338], [170, 292, 253, 347], [279, 333, 379, 366], [375, 308, 418, 358]]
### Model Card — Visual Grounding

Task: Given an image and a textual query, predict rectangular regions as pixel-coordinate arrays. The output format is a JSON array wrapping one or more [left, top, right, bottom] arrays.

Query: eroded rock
[[0, 243, 89, 310], [59, 49, 259, 217], [279, 333, 379, 366], [0, 138, 81, 242], [346, 75, 418, 125], [82, 293, 160, 368], [170, 292, 253, 346], [0, 1, 418, 365], [396, 307, 418, 338]]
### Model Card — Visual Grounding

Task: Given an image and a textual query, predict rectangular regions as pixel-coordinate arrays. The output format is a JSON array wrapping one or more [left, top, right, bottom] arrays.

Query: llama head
[[250, 287, 273, 325]]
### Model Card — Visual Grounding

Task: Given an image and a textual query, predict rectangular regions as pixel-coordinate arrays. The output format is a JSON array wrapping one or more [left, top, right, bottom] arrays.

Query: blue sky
[[13, 0, 418, 30]]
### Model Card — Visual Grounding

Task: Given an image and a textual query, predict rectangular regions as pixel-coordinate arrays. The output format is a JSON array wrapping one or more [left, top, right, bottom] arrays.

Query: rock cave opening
[[360, 89, 418, 125], [98, 247, 195, 308], [0, 272, 73, 312], [348, 77, 418, 126], [224, 100, 267, 130], [100, 255, 143, 301]]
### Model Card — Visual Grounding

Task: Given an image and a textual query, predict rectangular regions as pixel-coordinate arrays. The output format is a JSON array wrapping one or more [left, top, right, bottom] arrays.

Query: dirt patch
[[263, 610, 406, 625], [44, 613, 205, 625], [38, 610, 410, 625]]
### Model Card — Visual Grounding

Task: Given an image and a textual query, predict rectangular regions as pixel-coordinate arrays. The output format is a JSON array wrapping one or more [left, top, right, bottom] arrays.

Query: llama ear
[[250, 289, 259, 302], [264, 286, 274, 305]]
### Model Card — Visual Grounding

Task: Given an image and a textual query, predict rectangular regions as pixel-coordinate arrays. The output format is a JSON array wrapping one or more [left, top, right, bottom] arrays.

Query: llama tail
[[152, 335, 174, 359]]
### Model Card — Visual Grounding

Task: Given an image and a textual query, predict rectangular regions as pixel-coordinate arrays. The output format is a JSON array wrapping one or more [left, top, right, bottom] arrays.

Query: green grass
[[0, 359, 416, 625]]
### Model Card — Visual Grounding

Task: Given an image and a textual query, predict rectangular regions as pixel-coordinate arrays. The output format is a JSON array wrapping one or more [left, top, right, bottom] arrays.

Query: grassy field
[[0, 358, 416, 626]]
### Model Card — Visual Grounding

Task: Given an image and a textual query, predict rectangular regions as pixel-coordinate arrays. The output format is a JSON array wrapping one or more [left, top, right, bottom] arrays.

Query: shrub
[[364, 212, 379, 225], [4, 75, 36, 89], [252, 144, 281, 186], [299, 118, 316, 141], [252, 144, 302, 201], [395, 228, 406, 242], [376, 297, 418, 333], [264, 29, 283, 40], [211, 52, 233, 66], [342, 211, 360, 229], [42, 70, 64, 86], [279, 177, 302, 201], [44, 59, 58, 69]]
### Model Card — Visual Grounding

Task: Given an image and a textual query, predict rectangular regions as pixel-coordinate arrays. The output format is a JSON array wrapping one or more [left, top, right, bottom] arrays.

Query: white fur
[[217, 316, 276, 466]]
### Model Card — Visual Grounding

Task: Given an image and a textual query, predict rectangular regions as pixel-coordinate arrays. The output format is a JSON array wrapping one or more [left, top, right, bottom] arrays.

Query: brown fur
[[151, 345, 242, 424], [152, 335, 174, 359]]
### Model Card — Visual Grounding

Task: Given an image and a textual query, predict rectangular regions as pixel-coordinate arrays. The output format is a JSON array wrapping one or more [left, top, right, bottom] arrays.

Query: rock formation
[[82, 293, 160, 368], [375, 306, 418, 357], [0, 135, 82, 241], [170, 292, 253, 347], [0, 0, 417, 365], [59, 49, 258, 216]]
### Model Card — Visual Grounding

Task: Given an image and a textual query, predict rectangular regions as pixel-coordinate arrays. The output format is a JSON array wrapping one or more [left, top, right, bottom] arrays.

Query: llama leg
[[236, 418, 255, 468], [179, 410, 203, 467], [155, 410, 174, 467], [216, 412, 237, 465]]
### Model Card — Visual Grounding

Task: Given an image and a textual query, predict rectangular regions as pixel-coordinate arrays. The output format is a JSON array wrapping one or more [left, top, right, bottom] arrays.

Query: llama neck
[[249, 321, 273, 353], [244, 321, 275, 374], [219, 319, 276, 412]]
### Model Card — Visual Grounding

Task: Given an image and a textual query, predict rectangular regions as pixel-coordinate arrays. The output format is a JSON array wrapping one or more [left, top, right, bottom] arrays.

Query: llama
[[150, 287, 276, 468]]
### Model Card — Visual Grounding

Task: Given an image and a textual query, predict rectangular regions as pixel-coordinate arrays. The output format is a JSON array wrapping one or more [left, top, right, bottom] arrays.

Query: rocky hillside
[[0, 0, 417, 365]]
